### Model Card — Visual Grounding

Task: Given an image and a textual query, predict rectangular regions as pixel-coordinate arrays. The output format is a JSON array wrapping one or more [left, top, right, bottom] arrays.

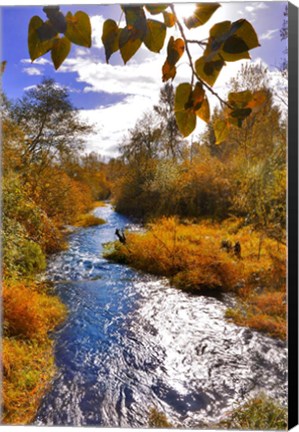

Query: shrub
[[2, 338, 56, 424], [74, 214, 106, 228], [3, 281, 67, 341], [148, 408, 173, 428], [216, 394, 287, 430], [105, 217, 286, 339]]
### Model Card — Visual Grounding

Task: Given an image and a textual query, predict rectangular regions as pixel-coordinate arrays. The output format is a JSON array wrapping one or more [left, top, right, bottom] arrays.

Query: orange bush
[[3, 281, 66, 341], [105, 217, 286, 339]]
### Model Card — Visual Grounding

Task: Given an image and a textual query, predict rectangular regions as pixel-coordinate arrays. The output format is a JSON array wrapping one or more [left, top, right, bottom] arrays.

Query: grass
[[148, 408, 173, 428], [214, 393, 287, 430], [147, 395, 287, 430], [104, 217, 286, 340], [92, 201, 107, 208], [74, 213, 106, 228], [2, 280, 67, 424]]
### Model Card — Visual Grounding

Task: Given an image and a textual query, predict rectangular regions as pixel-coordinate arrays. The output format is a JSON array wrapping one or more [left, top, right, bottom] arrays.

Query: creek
[[35, 204, 287, 427]]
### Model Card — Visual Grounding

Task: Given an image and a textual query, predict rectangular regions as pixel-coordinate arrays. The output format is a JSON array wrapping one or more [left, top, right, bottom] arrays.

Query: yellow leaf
[[65, 11, 91, 48], [51, 36, 71, 70], [28, 16, 54, 61]]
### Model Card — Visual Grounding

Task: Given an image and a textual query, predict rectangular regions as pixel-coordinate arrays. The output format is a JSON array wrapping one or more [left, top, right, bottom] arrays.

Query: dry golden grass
[[105, 217, 286, 339], [2, 280, 67, 424], [92, 201, 107, 208], [2, 338, 56, 424], [74, 214, 106, 228], [3, 281, 66, 341]]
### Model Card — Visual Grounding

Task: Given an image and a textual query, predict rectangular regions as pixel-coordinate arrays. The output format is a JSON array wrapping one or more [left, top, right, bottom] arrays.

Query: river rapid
[[35, 204, 287, 427]]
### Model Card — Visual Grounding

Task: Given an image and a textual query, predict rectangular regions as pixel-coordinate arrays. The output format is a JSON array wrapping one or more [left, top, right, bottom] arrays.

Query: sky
[[0, 1, 288, 158]]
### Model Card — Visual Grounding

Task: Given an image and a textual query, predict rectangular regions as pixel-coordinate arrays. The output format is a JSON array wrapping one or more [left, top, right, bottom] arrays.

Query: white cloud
[[23, 67, 43, 76], [50, 7, 274, 157], [256, 2, 268, 10], [23, 84, 37, 91], [245, 6, 255, 13], [260, 29, 278, 40], [78, 94, 156, 158], [90, 15, 105, 49], [21, 58, 51, 65]]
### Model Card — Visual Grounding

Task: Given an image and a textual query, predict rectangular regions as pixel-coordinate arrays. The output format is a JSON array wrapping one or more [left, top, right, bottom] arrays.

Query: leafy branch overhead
[[28, 6, 91, 70], [28, 3, 265, 139]]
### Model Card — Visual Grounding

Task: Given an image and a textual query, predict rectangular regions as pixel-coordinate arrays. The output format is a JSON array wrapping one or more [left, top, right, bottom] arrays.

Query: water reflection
[[35, 205, 287, 427]]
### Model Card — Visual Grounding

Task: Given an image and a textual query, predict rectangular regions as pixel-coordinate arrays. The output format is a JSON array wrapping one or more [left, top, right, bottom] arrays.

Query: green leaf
[[122, 6, 147, 39], [232, 19, 260, 51], [119, 27, 142, 64], [102, 19, 120, 63], [51, 36, 71, 69], [206, 19, 258, 62], [184, 3, 221, 29], [175, 110, 196, 137], [195, 55, 224, 86], [28, 16, 54, 61], [223, 35, 249, 54], [175, 83, 192, 111], [145, 5, 169, 15], [144, 19, 166, 53], [228, 90, 252, 108], [214, 119, 229, 144], [174, 83, 196, 137], [163, 11, 176, 27], [230, 107, 252, 120], [65, 11, 91, 48]]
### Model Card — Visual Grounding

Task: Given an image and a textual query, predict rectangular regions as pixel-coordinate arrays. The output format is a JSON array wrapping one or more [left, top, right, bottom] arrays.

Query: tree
[[11, 78, 92, 170], [153, 83, 186, 161], [27, 5, 266, 139]]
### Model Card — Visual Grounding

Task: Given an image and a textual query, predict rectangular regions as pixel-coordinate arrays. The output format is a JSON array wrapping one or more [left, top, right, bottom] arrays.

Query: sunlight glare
[[174, 3, 197, 21]]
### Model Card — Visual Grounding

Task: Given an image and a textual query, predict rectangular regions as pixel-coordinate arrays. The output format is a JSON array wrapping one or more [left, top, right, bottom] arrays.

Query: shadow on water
[[35, 204, 287, 427]]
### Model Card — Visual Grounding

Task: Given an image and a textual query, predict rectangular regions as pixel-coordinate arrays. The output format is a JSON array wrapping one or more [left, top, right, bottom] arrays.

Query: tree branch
[[171, 4, 233, 110]]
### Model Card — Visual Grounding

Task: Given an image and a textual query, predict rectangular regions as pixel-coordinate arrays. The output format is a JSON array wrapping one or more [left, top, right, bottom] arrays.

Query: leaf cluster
[[28, 6, 91, 69], [28, 4, 263, 139]]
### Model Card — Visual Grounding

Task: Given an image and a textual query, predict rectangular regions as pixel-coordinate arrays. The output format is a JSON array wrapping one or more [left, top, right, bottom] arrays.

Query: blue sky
[[1, 2, 288, 157]]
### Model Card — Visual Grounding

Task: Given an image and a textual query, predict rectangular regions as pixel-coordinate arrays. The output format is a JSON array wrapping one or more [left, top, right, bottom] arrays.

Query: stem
[[186, 39, 207, 47], [171, 4, 233, 110]]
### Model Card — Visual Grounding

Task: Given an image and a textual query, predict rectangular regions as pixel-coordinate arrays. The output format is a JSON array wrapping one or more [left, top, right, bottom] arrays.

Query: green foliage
[[11, 78, 92, 169], [51, 36, 71, 69], [65, 11, 91, 47], [28, 7, 91, 68], [102, 19, 121, 63], [217, 394, 287, 430], [29, 4, 262, 138], [28, 16, 54, 61], [16, 240, 46, 276], [174, 82, 210, 137]]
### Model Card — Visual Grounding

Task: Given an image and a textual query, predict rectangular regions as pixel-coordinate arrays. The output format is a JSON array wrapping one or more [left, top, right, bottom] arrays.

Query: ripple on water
[[35, 204, 287, 427]]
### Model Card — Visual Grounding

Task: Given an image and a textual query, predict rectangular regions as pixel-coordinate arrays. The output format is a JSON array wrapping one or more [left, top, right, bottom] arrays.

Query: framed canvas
[[0, 0, 298, 430]]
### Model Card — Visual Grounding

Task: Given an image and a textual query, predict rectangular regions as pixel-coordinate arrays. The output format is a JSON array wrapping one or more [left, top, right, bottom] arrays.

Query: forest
[[1, 3, 288, 429]]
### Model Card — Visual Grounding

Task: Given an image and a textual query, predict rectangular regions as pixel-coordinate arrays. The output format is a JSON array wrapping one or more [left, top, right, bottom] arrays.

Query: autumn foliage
[[1, 79, 111, 424]]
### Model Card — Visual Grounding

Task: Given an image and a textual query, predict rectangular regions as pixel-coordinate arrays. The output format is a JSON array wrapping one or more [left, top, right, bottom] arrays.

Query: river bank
[[104, 216, 286, 341], [1, 206, 105, 424], [33, 204, 287, 428]]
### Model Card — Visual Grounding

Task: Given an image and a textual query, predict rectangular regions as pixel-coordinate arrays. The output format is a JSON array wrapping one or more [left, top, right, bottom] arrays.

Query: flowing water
[[35, 204, 287, 427]]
